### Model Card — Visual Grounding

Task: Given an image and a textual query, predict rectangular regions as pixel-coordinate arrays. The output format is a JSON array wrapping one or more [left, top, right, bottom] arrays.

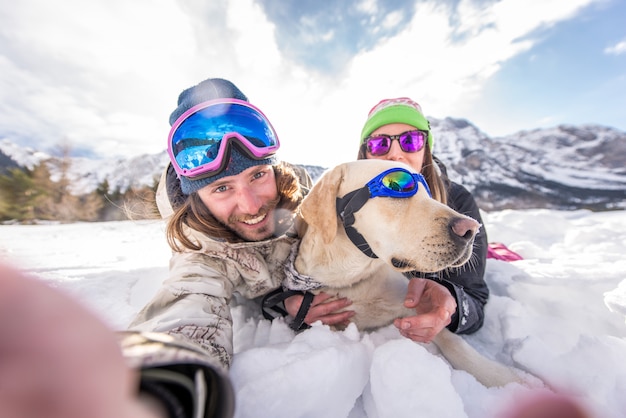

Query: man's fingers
[[307, 297, 351, 318], [305, 297, 353, 325], [312, 297, 352, 314], [313, 310, 355, 326]]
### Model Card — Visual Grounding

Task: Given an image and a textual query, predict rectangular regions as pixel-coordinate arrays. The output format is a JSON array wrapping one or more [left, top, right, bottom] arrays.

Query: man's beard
[[224, 196, 282, 242]]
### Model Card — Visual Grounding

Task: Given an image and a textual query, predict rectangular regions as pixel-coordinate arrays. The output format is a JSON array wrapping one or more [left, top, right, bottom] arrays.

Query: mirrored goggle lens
[[169, 101, 279, 177], [381, 170, 417, 193], [367, 168, 432, 199], [366, 130, 426, 156]]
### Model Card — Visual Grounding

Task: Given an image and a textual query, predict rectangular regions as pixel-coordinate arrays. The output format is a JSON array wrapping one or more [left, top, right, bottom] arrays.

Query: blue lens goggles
[[167, 99, 280, 179], [336, 168, 432, 258], [366, 167, 432, 199]]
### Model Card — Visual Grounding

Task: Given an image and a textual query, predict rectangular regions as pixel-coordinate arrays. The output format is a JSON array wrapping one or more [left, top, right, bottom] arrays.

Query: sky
[[0, 0, 625, 167], [1, 208, 625, 417]]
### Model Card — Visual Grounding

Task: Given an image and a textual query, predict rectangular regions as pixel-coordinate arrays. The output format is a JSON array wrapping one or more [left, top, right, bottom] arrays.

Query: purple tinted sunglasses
[[365, 130, 427, 156]]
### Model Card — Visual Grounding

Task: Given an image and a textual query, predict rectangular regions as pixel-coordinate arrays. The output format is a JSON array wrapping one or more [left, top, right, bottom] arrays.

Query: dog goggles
[[365, 130, 427, 156], [168, 99, 280, 179], [336, 168, 432, 258], [367, 167, 432, 199]]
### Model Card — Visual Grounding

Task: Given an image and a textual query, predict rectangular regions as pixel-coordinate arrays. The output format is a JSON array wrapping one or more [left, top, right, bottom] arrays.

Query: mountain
[[0, 139, 170, 195], [430, 119, 626, 210], [2, 120, 625, 211], [0, 150, 19, 176]]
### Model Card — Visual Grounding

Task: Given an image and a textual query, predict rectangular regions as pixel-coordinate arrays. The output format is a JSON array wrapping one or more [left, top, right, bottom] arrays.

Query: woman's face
[[365, 123, 425, 172]]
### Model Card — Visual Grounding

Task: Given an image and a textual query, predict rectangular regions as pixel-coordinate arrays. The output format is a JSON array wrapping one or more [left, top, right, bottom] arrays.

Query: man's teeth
[[242, 214, 266, 225]]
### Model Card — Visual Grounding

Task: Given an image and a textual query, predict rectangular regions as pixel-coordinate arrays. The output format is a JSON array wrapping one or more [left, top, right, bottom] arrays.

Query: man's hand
[[284, 292, 354, 327], [0, 263, 157, 418], [393, 278, 457, 343]]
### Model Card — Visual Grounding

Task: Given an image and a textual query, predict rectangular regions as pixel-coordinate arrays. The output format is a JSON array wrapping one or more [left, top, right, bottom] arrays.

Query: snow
[[1, 209, 625, 417]]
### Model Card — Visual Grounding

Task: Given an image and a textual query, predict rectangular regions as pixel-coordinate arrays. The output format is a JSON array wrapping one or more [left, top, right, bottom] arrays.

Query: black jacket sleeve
[[438, 181, 489, 334]]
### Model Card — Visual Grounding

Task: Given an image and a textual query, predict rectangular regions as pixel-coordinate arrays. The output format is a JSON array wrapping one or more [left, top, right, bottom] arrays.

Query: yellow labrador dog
[[288, 159, 533, 388]]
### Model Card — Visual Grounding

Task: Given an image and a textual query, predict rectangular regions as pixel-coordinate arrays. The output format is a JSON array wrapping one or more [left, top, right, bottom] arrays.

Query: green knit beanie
[[360, 97, 434, 150]]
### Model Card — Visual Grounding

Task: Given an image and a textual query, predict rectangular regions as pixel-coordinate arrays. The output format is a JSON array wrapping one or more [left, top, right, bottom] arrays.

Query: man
[[125, 78, 353, 415], [129, 77, 354, 366]]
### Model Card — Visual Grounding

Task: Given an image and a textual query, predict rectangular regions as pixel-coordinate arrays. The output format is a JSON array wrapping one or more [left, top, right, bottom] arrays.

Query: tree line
[[0, 157, 159, 223]]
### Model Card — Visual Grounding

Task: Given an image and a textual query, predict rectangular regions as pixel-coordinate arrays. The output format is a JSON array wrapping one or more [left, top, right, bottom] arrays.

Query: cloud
[[0, 0, 198, 156], [294, 0, 600, 164], [604, 39, 626, 55], [254, 0, 418, 74], [0, 0, 607, 167]]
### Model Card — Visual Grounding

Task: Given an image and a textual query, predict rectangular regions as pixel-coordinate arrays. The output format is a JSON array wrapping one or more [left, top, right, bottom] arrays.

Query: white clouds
[[284, 0, 604, 158], [4, 0, 192, 78], [487, 0, 591, 35], [0, 0, 616, 166], [604, 39, 626, 55], [355, 0, 377, 15], [225, 0, 282, 75], [0, 0, 199, 156], [343, 0, 558, 118], [379, 10, 404, 31]]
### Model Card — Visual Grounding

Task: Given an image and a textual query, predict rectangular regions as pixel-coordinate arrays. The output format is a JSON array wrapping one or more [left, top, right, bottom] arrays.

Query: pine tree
[[0, 166, 49, 222]]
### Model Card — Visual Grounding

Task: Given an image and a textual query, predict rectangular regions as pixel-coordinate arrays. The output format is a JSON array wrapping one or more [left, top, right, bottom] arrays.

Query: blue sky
[[0, 0, 624, 167]]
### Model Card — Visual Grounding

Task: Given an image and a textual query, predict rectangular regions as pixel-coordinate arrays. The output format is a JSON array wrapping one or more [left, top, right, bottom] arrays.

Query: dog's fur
[[292, 159, 532, 388]]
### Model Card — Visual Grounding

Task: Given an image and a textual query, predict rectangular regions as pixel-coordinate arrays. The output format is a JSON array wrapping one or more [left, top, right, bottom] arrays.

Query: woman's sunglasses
[[365, 130, 427, 156]]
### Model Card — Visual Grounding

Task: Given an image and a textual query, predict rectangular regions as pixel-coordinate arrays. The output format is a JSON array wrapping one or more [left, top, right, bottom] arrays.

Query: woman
[[285, 97, 489, 342], [357, 97, 489, 340]]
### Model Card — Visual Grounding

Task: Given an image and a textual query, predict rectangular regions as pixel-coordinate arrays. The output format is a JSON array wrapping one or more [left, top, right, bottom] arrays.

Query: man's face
[[197, 165, 279, 241]]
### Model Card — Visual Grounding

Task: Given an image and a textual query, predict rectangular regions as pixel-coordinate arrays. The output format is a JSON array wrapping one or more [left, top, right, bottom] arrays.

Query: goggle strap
[[335, 168, 430, 260], [336, 189, 378, 259], [336, 188, 370, 227], [344, 226, 378, 259]]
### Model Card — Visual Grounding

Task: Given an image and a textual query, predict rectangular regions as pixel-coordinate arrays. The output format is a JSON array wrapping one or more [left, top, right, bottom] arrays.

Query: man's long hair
[[166, 162, 304, 251], [357, 143, 448, 204]]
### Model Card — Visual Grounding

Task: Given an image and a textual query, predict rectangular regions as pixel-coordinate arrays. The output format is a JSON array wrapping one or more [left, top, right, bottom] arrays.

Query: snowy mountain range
[[429, 118, 626, 210], [1, 118, 625, 211]]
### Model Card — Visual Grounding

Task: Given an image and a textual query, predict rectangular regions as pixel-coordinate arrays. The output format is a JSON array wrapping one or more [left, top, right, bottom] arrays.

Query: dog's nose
[[450, 217, 480, 241]]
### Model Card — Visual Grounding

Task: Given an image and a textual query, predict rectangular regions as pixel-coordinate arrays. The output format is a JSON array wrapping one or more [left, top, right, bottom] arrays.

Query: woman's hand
[[393, 278, 457, 343], [284, 292, 354, 327]]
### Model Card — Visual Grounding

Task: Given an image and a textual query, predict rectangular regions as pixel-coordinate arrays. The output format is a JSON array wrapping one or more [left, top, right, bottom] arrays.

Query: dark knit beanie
[[169, 78, 278, 195]]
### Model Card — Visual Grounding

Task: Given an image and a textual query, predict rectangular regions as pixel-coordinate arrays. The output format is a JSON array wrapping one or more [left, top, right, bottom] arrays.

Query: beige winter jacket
[[129, 164, 312, 370]]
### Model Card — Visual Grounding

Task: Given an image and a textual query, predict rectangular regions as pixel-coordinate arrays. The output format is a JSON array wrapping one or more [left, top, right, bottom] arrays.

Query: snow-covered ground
[[1, 208, 625, 418]]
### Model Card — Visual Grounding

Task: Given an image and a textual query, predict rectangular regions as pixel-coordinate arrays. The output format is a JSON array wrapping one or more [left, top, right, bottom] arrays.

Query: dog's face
[[299, 159, 478, 273]]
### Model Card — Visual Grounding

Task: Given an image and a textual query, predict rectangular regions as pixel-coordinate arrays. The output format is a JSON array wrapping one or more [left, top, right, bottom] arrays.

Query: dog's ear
[[299, 164, 346, 244]]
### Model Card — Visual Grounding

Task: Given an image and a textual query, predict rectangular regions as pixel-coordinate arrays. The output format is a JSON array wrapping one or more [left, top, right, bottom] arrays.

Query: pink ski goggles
[[168, 99, 280, 179]]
